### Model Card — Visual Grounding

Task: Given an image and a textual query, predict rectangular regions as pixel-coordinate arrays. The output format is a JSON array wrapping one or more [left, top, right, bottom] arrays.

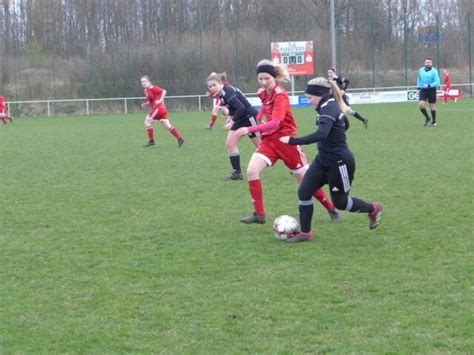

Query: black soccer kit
[[288, 96, 373, 232], [219, 85, 259, 138]]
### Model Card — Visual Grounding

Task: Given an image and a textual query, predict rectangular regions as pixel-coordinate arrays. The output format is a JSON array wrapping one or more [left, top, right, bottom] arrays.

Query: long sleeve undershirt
[[288, 118, 334, 145]]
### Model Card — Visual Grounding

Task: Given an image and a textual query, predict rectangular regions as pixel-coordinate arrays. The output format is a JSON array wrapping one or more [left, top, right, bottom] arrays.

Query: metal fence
[[4, 83, 472, 118]]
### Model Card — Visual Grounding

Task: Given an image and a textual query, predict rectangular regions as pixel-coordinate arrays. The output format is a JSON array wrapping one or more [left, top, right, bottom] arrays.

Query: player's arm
[[417, 70, 422, 89], [286, 116, 334, 145], [256, 106, 265, 123], [246, 94, 288, 134], [344, 115, 350, 131], [155, 89, 166, 105]]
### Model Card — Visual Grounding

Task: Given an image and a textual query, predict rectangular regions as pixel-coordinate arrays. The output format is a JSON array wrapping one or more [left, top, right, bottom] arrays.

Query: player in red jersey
[[0, 96, 12, 124], [442, 69, 456, 103], [140, 76, 184, 147], [234, 60, 340, 224]]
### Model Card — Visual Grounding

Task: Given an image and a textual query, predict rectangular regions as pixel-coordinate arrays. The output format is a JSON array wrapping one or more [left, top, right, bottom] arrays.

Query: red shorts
[[255, 136, 308, 174], [148, 104, 168, 120]]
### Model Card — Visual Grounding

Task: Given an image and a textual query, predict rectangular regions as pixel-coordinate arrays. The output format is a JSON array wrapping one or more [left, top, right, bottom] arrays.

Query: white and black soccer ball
[[272, 215, 299, 241]]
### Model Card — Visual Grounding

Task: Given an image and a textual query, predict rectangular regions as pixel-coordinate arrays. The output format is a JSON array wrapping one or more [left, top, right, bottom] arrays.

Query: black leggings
[[297, 154, 373, 232]]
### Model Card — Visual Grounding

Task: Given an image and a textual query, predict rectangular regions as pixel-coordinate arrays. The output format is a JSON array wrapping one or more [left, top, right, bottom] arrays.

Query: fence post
[[86, 100, 89, 115], [124, 98, 128, 114], [468, 12, 472, 97], [198, 96, 202, 111], [47, 101, 51, 117]]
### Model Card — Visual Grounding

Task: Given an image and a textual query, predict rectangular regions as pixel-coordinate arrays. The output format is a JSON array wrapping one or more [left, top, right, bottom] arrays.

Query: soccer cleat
[[203, 125, 213, 130], [225, 171, 243, 180], [328, 208, 341, 223], [144, 140, 155, 147], [287, 231, 314, 243], [368, 203, 383, 230], [178, 138, 184, 147], [240, 213, 266, 224], [362, 118, 368, 129], [431, 123, 437, 127], [424, 119, 431, 127]]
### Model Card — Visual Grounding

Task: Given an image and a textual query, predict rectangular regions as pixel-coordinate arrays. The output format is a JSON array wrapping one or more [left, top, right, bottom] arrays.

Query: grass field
[[1, 100, 473, 352]]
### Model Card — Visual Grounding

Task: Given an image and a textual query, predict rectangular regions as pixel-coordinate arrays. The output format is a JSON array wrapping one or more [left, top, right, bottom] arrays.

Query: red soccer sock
[[147, 127, 154, 141], [248, 179, 265, 215], [209, 114, 217, 128], [313, 188, 334, 211], [168, 126, 182, 140]]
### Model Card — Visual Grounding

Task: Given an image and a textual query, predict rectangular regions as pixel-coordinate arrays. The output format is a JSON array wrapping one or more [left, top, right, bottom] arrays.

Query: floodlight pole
[[330, 0, 337, 71]]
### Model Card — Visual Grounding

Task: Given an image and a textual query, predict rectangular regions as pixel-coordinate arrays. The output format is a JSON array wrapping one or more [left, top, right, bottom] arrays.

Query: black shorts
[[298, 152, 355, 200], [231, 116, 260, 138], [419, 88, 437, 103]]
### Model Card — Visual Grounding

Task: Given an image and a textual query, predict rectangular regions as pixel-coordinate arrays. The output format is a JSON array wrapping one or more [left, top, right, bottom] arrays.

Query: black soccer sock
[[298, 202, 314, 233], [431, 110, 436, 123], [352, 111, 366, 122], [420, 108, 431, 121], [347, 197, 373, 213], [229, 154, 241, 173]]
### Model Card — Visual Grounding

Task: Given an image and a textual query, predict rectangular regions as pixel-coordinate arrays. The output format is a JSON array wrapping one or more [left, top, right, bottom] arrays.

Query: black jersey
[[289, 97, 349, 165], [315, 98, 349, 163], [330, 75, 350, 91], [219, 85, 258, 123]]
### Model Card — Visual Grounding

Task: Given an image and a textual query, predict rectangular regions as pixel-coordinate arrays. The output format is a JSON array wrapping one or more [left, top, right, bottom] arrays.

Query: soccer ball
[[272, 215, 299, 241]]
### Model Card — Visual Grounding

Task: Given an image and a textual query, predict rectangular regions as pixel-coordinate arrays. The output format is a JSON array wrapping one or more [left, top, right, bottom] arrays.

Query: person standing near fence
[[234, 60, 340, 224], [0, 96, 12, 124], [327, 68, 368, 129], [140, 76, 184, 147], [417, 58, 440, 127], [279, 77, 383, 242], [207, 72, 261, 180], [442, 69, 456, 104]]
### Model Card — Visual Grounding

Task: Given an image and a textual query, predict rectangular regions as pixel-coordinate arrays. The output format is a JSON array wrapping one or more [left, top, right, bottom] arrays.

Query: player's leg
[[429, 96, 437, 126], [250, 135, 261, 148], [225, 130, 244, 180], [282, 143, 340, 222], [287, 159, 327, 242], [418, 94, 431, 126], [144, 114, 155, 146], [248, 116, 261, 148], [160, 118, 184, 147], [240, 152, 271, 224], [328, 155, 383, 230]]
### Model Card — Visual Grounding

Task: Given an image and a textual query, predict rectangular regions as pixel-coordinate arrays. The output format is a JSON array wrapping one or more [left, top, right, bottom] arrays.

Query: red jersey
[[144, 85, 165, 108], [0, 96, 6, 113], [256, 83, 297, 137], [444, 73, 451, 89]]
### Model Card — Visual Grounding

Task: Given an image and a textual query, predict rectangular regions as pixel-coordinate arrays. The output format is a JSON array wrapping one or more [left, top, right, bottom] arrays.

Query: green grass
[[1, 100, 473, 353]]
